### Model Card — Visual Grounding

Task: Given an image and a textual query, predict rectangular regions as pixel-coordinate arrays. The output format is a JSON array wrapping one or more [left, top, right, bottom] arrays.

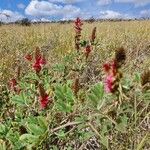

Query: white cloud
[[61, 5, 81, 19], [97, 0, 112, 6], [48, 0, 84, 3], [17, 3, 26, 9], [140, 9, 150, 18], [0, 9, 24, 22], [114, 0, 150, 7], [97, 0, 149, 7], [25, 0, 62, 16], [24, 0, 135, 21], [99, 10, 130, 19], [31, 18, 51, 22], [25, 0, 83, 20]]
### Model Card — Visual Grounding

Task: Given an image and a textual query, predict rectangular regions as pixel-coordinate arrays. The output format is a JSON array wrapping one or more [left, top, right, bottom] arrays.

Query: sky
[[0, 0, 150, 22]]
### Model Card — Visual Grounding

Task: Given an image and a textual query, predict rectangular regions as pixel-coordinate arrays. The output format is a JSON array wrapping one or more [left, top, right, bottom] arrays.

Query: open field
[[0, 20, 150, 149], [0, 21, 150, 83]]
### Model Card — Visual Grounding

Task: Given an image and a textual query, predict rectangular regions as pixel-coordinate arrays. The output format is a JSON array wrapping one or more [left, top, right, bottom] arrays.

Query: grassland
[[0, 21, 150, 83], [0, 20, 150, 149]]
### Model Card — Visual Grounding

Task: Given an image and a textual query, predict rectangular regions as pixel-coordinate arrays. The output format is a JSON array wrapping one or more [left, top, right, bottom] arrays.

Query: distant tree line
[[0, 16, 150, 26], [15, 18, 31, 26]]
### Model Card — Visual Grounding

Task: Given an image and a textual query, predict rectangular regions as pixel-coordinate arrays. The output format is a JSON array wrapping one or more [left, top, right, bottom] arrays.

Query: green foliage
[[87, 82, 104, 109], [55, 83, 75, 113], [11, 91, 32, 106]]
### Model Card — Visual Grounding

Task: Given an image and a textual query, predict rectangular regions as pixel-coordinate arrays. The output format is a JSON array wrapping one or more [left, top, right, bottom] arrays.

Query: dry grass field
[[0, 21, 150, 83], [0, 20, 150, 150]]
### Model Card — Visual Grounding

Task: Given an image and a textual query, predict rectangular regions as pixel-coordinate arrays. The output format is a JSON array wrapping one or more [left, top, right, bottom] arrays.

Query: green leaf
[[66, 88, 74, 103], [134, 72, 141, 83], [143, 90, 150, 102], [11, 95, 26, 106], [115, 115, 128, 133], [100, 135, 109, 149], [19, 134, 39, 144], [6, 130, 20, 145], [80, 40, 87, 47], [55, 90, 65, 101], [27, 116, 38, 124], [75, 116, 88, 122], [52, 63, 65, 72], [88, 94, 98, 106], [0, 124, 6, 134], [27, 123, 45, 135], [55, 83, 75, 113], [23, 72, 39, 81], [0, 140, 6, 150], [37, 116, 48, 131], [87, 82, 104, 108], [51, 145, 59, 150], [55, 130, 66, 139]]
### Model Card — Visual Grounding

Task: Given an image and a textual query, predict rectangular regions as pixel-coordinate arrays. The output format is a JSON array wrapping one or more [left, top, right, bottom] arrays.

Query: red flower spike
[[25, 54, 32, 61], [39, 56, 46, 65], [35, 47, 41, 61], [90, 27, 96, 43], [103, 63, 111, 73], [103, 60, 117, 75], [75, 17, 83, 26], [74, 17, 83, 51], [33, 62, 42, 73], [85, 45, 92, 59], [9, 78, 21, 94], [32, 48, 46, 73], [9, 78, 17, 91], [85, 45, 91, 53], [39, 83, 49, 109], [40, 94, 49, 109]]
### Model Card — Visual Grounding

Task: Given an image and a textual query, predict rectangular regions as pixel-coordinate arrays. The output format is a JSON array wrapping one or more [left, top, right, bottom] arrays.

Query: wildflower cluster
[[90, 27, 96, 44], [85, 27, 96, 59], [74, 17, 83, 52], [4, 17, 149, 150], [103, 47, 126, 93], [25, 47, 46, 74], [103, 60, 118, 93], [74, 18, 96, 60], [11, 47, 50, 109], [9, 64, 21, 94], [39, 83, 50, 109], [9, 78, 19, 93]]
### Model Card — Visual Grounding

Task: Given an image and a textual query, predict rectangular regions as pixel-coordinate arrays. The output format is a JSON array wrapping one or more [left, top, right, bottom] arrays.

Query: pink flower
[[39, 94, 49, 109], [103, 60, 118, 93], [104, 75, 115, 93]]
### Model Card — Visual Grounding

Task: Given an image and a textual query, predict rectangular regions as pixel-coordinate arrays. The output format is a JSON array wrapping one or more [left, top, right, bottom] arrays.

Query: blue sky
[[0, 0, 150, 22]]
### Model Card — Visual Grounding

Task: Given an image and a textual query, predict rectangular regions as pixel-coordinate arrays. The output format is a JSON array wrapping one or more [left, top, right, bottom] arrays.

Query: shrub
[[0, 21, 3, 26], [19, 18, 31, 26]]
